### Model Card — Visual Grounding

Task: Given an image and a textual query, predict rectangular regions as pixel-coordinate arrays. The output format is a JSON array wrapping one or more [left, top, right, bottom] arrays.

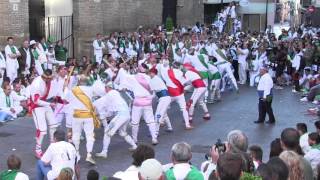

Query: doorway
[[29, 0, 45, 40], [163, 0, 177, 26]]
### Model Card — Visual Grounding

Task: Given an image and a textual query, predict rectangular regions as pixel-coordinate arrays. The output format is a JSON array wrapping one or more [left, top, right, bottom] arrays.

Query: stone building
[[0, 0, 204, 58]]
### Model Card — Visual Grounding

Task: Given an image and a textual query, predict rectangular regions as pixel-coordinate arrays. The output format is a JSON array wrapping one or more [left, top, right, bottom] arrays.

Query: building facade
[[0, 0, 204, 58]]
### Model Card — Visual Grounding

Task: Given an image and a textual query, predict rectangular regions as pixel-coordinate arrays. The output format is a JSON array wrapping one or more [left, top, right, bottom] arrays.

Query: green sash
[[10, 46, 16, 54], [41, 43, 48, 51], [312, 144, 320, 150], [0, 170, 18, 180], [98, 40, 102, 47], [165, 165, 204, 180], [216, 49, 228, 61], [200, 48, 208, 55], [32, 49, 39, 60], [198, 54, 209, 69]]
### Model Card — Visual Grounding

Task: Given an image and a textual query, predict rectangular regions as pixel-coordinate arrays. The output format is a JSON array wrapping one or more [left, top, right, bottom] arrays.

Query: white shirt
[[150, 75, 168, 92], [93, 39, 105, 56], [113, 165, 139, 180], [257, 73, 273, 98], [41, 141, 77, 180], [94, 89, 129, 119], [238, 48, 249, 64], [184, 54, 208, 72], [0, 52, 5, 71], [5, 45, 20, 71], [300, 133, 311, 154], [15, 172, 29, 180], [304, 147, 320, 176], [184, 70, 202, 84], [292, 52, 303, 71]]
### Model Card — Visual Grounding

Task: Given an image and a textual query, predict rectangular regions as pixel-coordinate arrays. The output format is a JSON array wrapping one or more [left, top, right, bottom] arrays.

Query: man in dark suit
[[18, 40, 32, 76]]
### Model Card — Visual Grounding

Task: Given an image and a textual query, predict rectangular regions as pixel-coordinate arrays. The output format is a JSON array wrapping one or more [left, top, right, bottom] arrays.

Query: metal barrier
[[45, 16, 74, 58]]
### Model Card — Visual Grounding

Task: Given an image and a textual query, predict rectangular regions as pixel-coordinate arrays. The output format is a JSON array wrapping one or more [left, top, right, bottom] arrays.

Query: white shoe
[[312, 100, 318, 104], [86, 156, 96, 165], [292, 89, 297, 93], [152, 139, 159, 146], [95, 151, 107, 158], [300, 97, 308, 102]]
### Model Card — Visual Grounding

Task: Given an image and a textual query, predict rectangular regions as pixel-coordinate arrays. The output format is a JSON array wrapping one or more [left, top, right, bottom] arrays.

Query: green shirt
[[165, 165, 204, 180], [55, 45, 68, 61], [0, 169, 18, 180]]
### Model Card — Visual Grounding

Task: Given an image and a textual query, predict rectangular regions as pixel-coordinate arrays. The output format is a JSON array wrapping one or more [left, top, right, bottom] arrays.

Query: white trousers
[[1, 106, 23, 118], [54, 104, 72, 128], [155, 96, 172, 131], [101, 113, 136, 152], [6, 68, 17, 83], [249, 72, 260, 87], [209, 79, 221, 100], [32, 107, 58, 149], [171, 94, 190, 127], [189, 87, 208, 117], [95, 54, 103, 64], [131, 105, 157, 142], [218, 63, 238, 90], [238, 62, 247, 84], [72, 117, 95, 154]]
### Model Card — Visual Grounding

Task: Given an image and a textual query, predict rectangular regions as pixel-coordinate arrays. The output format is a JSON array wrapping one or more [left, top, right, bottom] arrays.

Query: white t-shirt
[[238, 48, 249, 65], [150, 75, 168, 92], [41, 141, 77, 180], [15, 172, 29, 180]]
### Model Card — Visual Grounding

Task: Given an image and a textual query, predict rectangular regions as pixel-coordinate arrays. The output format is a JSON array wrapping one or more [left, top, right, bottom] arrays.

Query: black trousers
[[232, 60, 239, 81], [258, 97, 276, 122]]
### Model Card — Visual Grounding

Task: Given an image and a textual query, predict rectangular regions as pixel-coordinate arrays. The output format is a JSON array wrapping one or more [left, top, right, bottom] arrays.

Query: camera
[[215, 139, 226, 154]]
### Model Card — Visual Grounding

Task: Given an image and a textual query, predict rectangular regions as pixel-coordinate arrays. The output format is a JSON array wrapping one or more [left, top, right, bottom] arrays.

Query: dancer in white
[[183, 63, 211, 122], [94, 82, 137, 158], [115, 63, 159, 145], [93, 33, 105, 64], [159, 61, 194, 130], [29, 69, 58, 158], [66, 75, 101, 165], [148, 66, 173, 133]]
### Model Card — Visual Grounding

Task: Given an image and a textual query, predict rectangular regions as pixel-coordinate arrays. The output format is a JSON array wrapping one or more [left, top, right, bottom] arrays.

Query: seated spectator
[[57, 167, 73, 180], [0, 154, 29, 180], [279, 150, 305, 180], [36, 130, 78, 180], [269, 138, 283, 158], [296, 123, 311, 153], [266, 157, 289, 180], [304, 132, 320, 178], [0, 84, 23, 122], [165, 142, 204, 180], [300, 75, 320, 103], [201, 130, 254, 179], [249, 145, 263, 170], [280, 128, 313, 179], [138, 159, 164, 180], [255, 164, 272, 180], [315, 120, 320, 134], [113, 144, 155, 180], [216, 153, 243, 180], [87, 169, 99, 180]]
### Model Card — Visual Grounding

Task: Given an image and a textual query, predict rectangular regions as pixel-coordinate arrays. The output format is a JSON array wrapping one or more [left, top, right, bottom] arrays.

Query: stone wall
[[177, 0, 204, 27], [0, 0, 29, 50]]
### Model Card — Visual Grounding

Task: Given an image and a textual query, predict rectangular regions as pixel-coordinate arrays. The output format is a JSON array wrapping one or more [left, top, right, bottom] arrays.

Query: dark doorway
[[29, 0, 45, 40], [204, 3, 228, 25], [163, 0, 177, 26]]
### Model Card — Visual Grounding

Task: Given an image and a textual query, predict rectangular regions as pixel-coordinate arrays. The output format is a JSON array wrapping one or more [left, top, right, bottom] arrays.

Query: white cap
[[139, 159, 163, 180], [30, 40, 36, 46]]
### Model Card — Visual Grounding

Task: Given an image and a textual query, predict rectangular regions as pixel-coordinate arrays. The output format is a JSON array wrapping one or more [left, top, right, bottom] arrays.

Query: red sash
[[28, 82, 51, 113], [192, 79, 206, 88], [167, 69, 184, 97]]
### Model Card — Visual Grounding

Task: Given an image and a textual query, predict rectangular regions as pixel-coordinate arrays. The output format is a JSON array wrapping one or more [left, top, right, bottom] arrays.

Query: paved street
[[0, 86, 318, 179]]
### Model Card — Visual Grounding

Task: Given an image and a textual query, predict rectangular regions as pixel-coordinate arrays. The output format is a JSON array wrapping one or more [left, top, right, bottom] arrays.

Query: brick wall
[[0, 0, 29, 50], [73, 0, 163, 58]]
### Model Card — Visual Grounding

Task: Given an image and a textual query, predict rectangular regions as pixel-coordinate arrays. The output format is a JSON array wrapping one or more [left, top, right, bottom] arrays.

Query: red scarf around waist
[[167, 69, 184, 97]]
